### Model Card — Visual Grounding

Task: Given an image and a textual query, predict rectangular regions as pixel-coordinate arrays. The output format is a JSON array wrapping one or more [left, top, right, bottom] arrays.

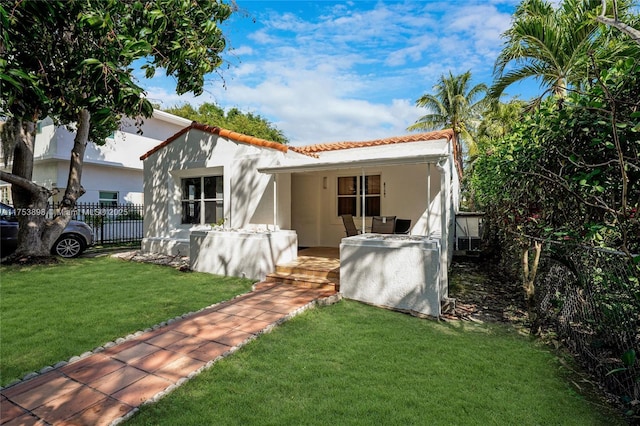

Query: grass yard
[[0, 256, 254, 386], [128, 300, 620, 426]]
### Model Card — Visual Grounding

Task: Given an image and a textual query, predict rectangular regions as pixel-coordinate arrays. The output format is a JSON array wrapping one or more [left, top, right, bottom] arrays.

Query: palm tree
[[477, 100, 526, 143], [490, 0, 632, 102], [408, 70, 487, 177]]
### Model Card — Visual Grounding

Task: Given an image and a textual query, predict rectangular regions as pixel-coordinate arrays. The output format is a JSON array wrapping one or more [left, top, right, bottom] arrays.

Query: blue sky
[[137, 0, 542, 146]]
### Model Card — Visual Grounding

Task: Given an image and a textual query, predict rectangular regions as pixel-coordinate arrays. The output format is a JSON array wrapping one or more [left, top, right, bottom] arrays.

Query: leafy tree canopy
[[0, 0, 234, 259], [490, 0, 637, 103], [164, 102, 288, 144], [1, 0, 233, 142], [473, 56, 640, 256]]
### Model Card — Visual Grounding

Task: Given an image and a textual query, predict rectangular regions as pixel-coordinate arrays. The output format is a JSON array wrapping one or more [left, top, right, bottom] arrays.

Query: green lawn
[[0, 256, 254, 386], [0, 257, 620, 424], [128, 301, 620, 426]]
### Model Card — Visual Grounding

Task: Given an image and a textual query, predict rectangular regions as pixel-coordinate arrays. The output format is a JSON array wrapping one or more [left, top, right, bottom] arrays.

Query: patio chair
[[394, 219, 412, 234], [341, 214, 361, 237], [371, 216, 396, 234]]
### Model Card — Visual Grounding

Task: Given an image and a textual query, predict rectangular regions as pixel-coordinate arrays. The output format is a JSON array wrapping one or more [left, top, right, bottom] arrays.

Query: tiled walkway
[[1, 282, 338, 426]]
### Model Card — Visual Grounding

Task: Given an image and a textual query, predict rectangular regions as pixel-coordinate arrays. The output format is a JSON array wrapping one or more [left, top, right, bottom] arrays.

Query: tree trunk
[[522, 240, 543, 334], [3, 119, 52, 257], [0, 110, 90, 259]]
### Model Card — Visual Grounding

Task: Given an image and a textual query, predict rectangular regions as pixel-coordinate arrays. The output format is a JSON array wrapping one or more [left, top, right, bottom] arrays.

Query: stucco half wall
[[190, 229, 298, 281], [340, 234, 442, 317]]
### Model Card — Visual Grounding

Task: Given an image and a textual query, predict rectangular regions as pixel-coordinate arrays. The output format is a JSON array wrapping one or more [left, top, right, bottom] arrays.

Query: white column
[[361, 168, 366, 233], [427, 163, 431, 236], [272, 175, 278, 231]]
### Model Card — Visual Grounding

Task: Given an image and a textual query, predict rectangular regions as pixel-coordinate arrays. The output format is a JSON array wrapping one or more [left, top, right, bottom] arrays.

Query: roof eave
[[258, 153, 449, 174]]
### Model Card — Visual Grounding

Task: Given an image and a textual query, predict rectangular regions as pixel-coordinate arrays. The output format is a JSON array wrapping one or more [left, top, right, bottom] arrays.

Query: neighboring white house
[[0, 110, 192, 206]]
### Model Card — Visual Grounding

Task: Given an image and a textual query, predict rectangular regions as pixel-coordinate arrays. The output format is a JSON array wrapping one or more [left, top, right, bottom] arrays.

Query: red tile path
[[1, 283, 337, 426]]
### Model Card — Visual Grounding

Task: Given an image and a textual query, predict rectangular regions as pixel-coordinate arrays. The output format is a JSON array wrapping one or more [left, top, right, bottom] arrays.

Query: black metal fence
[[47, 202, 144, 245], [536, 245, 639, 414]]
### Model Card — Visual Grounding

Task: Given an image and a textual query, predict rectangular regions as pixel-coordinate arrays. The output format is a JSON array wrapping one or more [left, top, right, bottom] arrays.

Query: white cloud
[[140, 1, 525, 146]]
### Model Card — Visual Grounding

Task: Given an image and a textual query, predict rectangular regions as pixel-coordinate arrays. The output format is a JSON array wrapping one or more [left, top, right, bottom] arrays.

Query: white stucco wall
[[142, 129, 290, 256], [190, 229, 298, 280], [340, 235, 442, 317]]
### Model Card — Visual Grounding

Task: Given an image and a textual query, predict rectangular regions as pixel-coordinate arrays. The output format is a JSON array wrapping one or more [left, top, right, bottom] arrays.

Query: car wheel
[[53, 234, 85, 258]]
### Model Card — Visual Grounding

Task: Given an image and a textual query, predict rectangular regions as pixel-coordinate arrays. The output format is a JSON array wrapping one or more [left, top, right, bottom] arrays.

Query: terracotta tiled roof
[[140, 122, 289, 160], [290, 129, 455, 155], [141, 125, 455, 161]]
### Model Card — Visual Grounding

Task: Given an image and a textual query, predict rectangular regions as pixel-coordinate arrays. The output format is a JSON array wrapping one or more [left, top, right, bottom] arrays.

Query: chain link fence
[[536, 244, 640, 411]]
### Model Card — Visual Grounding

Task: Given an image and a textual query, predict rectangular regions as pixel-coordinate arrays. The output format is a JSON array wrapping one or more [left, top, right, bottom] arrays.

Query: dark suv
[[0, 202, 94, 258]]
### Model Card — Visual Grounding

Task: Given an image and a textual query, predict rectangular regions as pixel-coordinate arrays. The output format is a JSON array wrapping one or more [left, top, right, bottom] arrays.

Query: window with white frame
[[99, 191, 118, 207], [181, 176, 223, 225], [337, 174, 380, 217]]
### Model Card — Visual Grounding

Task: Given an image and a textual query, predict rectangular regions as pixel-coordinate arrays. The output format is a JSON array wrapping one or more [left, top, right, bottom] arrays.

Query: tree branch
[[0, 171, 49, 198], [597, 0, 640, 45]]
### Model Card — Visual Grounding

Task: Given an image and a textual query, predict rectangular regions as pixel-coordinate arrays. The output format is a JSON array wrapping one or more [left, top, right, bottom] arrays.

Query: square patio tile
[[266, 302, 300, 315], [154, 356, 207, 382], [61, 354, 126, 384], [89, 366, 148, 396], [234, 319, 274, 334], [31, 386, 106, 424], [58, 397, 133, 426], [129, 349, 184, 374], [2, 413, 46, 426], [231, 306, 269, 319], [254, 311, 287, 323], [186, 341, 230, 362], [0, 397, 27, 423], [166, 335, 211, 355], [1, 371, 66, 400], [216, 303, 257, 315], [145, 330, 189, 348], [111, 342, 159, 364], [212, 329, 254, 347], [101, 339, 140, 356], [196, 325, 235, 342], [171, 319, 208, 335], [7, 374, 83, 410], [111, 375, 172, 407]]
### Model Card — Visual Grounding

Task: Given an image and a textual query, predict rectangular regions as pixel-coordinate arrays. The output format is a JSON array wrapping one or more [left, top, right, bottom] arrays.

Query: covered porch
[[259, 141, 456, 249]]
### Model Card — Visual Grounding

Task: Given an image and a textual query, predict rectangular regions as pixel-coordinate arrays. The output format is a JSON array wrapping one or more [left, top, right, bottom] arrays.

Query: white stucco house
[[140, 123, 460, 316], [0, 110, 191, 206]]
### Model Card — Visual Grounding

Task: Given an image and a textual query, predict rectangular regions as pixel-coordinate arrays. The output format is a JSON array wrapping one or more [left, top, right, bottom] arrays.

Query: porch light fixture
[[323, 176, 327, 189]]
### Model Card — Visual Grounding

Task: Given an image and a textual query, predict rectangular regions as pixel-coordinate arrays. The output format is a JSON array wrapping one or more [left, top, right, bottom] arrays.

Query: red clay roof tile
[[140, 124, 454, 161], [290, 129, 454, 155], [140, 122, 289, 160]]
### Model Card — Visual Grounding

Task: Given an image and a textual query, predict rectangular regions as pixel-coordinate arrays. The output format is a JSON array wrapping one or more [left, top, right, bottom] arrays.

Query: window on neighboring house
[[0, 186, 11, 204], [181, 176, 223, 225], [337, 174, 380, 217], [99, 191, 118, 207]]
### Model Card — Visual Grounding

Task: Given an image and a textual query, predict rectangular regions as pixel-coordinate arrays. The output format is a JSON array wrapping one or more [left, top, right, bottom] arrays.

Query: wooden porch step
[[265, 272, 340, 292]]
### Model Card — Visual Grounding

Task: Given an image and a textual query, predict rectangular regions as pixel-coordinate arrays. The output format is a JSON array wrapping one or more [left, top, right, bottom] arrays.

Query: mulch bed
[[442, 257, 527, 324]]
